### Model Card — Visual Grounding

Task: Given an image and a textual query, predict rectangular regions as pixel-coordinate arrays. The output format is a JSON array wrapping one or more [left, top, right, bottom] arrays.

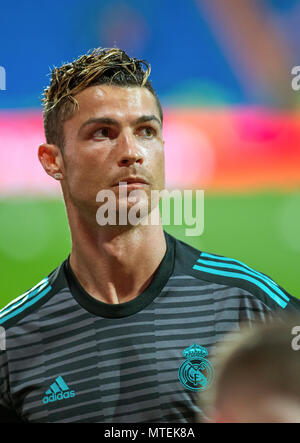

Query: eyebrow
[[78, 114, 162, 134]]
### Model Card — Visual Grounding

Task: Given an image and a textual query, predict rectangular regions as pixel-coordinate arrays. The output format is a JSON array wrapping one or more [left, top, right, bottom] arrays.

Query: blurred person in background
[[198, 318, 300, 423], [0, 47, 300, 423]]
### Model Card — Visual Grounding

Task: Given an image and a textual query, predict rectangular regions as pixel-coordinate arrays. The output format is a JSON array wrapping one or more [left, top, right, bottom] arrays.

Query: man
[[197, 319, 300, 423], [0, 48, 299, 423]]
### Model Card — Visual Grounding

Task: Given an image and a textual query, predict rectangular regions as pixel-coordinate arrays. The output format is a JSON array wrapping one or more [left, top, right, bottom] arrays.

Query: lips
[[112, 177, 149, 186]]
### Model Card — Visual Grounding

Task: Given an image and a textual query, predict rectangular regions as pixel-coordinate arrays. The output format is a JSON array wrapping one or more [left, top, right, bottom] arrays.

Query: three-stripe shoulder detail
[[0, 277, 52, 326], [192, 252, 289, 309]]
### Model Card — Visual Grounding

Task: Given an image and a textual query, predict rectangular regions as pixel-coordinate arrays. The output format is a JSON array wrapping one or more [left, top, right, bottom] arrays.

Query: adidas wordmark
[[42, 376, 75, 404]]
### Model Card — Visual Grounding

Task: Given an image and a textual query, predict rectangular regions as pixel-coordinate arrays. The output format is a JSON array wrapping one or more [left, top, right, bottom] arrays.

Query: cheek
[[64, 150, 111, 199], [66, 145, 109, 176], [155, 144, 165, 168], [149, 147, 165, 187], [144, 141, 164, 163]]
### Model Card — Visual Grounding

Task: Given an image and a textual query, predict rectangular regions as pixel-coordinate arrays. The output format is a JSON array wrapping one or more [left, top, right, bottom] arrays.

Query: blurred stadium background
[[0, 0, 300, 307]]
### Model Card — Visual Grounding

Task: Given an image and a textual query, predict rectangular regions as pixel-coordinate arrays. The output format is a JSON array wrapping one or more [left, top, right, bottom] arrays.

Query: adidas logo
[[42, 376, 75, 404]]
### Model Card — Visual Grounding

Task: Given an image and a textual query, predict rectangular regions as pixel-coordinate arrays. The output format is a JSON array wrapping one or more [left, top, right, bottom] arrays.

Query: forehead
[[72, 84, 160, 123]]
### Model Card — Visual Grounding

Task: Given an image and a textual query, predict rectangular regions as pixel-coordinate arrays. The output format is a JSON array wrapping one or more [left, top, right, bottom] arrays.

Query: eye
[[93, 127, 111, 139], [138, 126, 156, 138]]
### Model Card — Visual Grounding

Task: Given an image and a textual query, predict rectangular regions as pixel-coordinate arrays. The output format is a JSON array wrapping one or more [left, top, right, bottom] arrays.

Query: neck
[[67, 206, 166, 304]]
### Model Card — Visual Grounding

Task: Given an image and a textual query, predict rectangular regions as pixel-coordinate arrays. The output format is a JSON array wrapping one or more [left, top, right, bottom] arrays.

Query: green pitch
[[0, 191, 299, 308]]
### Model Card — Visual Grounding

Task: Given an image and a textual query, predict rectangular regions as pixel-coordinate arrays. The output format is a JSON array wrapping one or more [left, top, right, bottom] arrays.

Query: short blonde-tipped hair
[[42, 47, 163, 150]]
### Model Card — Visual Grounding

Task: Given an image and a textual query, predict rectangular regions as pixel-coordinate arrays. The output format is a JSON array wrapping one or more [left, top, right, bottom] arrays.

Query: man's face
[[61, 85, 165, 221]]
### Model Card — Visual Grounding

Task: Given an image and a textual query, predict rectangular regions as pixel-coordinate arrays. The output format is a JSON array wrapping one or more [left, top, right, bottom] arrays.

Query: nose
[[117, 131, 144, 167]]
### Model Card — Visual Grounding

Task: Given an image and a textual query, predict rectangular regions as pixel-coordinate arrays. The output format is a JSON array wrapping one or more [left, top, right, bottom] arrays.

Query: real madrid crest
[[178, 344, 214, 391]]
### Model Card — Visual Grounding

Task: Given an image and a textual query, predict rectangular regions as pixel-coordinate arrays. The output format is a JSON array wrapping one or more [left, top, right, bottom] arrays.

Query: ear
[[38, 143, 64, 180]]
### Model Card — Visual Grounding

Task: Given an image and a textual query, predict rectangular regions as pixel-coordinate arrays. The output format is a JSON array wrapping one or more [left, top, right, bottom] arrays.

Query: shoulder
[[0, 261, 67, 330], [169, 233, 300, 313]]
